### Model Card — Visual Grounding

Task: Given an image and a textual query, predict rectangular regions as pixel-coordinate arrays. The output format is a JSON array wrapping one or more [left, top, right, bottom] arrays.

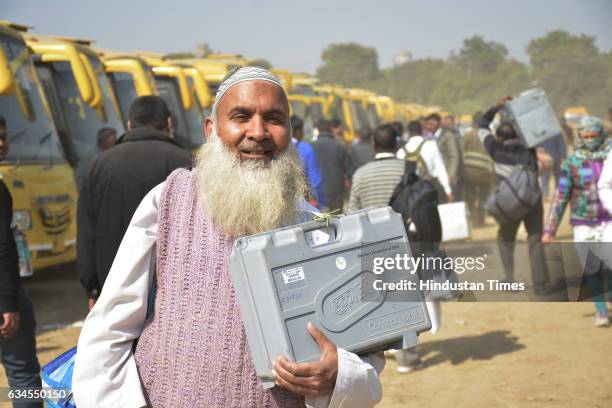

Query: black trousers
[[464, 180, 490, 226], [0, 289, 42, 408], [497, 200, 550, 285]]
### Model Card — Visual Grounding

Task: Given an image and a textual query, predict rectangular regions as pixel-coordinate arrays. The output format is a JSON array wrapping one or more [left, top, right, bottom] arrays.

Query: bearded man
[[73, 67, 385, 408]]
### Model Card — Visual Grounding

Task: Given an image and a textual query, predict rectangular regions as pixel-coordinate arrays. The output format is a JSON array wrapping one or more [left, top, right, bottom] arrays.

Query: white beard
[[194, 128, 308, 237]]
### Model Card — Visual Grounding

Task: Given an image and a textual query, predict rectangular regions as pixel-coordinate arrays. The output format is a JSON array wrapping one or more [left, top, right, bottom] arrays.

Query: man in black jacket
[[77, 96, 192, 310], [312, 119, 348, 211], [479, 98, 550, 295], [0, 116, 42, 407]]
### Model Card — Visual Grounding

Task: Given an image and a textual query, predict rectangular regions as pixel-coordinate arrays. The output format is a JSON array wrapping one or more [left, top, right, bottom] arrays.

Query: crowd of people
[[1, 66, 612, 407]]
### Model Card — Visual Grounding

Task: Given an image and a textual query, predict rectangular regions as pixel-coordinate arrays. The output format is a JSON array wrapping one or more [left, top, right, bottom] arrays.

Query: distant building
[[393, 52, 413, 67]]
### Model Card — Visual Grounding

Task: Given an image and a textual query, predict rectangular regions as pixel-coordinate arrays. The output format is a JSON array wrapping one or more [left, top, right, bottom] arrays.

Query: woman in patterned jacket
[[543, 116, 611, 327]]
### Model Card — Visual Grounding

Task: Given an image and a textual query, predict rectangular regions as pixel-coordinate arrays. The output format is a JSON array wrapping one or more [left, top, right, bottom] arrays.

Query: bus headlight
[[12, 210, 32, 231]]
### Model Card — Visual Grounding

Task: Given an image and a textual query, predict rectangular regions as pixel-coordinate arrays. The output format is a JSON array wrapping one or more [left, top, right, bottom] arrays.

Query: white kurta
[[397, 136, 452, 195], [73, 182, 386, 408]]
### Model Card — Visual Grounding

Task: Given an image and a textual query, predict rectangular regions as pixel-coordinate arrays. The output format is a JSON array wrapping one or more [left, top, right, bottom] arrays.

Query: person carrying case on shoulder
[[479, 97, 550, 295]]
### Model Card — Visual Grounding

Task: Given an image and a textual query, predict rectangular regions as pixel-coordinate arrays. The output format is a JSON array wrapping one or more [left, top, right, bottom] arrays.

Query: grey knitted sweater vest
[[134, 169, 304, 407]]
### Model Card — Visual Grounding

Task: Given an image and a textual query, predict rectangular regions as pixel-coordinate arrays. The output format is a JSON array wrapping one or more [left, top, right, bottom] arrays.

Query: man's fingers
[[1, 320, 15, 338], [4, 324, 16, 338], [274, 359, 318, 387], [0, 314, 11, 331], [274, 371, 318, 397], [277, 356, 319, 377], [307, 322, 333, 352]]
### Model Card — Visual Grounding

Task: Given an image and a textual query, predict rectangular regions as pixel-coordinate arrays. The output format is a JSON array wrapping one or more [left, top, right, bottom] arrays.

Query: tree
[[316, 43, 381, 87], [453, 35, 509, 75], [164, 52, 195, 59], [315, 33, 612, 117], [527, 31, 609, 115]]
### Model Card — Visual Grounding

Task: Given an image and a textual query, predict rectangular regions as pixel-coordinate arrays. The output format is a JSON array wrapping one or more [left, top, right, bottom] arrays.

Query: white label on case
[[282, 266, 305, 284]]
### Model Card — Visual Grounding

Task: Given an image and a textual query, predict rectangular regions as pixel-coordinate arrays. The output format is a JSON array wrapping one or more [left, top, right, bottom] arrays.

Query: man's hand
[[542, 233, 554, 243], [88, 298, 97, 311], [496, 96, 513, 108], [274, 322, 338, 397], [0, 312, 20, 338], [447, 192, 454, 203]]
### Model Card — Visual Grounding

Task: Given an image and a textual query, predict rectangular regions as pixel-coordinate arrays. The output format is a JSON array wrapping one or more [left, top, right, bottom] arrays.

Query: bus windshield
[[0, 36, 64, 164], [184, 77, 204, 148], [348, 99, 367, 130], [290, 100, 307, 119], [51, 60, 123, 164], [310, 102, 324, 122], [108, 71, 138, 123], [329, 96, 345, 125], [367, 103, 381, 127]]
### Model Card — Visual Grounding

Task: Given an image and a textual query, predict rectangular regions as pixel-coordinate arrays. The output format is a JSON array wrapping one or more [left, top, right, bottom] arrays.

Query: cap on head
[[211, 66, 285, 118]]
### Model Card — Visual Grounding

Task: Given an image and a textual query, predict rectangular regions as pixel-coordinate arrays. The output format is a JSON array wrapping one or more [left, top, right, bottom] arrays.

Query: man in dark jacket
[[347, 126, 374, 181], [77, 96, 192, 309], [479, 98, 550, 295], [312, 118, 348, 211], [0, 116, 42, 407]]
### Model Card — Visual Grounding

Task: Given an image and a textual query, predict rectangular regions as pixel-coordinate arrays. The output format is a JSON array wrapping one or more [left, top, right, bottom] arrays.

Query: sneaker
[[595, 311, 609, 327], [397, 358, 424, 373]]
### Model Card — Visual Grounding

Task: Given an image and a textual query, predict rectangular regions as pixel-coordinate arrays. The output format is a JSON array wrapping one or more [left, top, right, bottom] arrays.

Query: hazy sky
[[4, 0, 612, 73]]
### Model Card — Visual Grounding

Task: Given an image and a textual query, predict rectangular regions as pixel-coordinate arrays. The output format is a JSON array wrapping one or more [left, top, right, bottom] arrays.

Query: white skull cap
[[212, 66, 284, 115]]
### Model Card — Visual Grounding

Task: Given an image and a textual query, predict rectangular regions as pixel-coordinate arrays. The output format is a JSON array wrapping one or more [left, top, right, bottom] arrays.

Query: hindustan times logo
[[371, 254, 487, 275]]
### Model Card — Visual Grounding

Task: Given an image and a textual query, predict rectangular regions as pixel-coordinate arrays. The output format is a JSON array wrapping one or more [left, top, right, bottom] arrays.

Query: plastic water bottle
[[13, 227, 33, 277]]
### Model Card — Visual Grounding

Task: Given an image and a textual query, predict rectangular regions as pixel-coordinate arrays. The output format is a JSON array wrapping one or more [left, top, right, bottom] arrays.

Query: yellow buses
[[96, 49, 156, 123], [136, 52, 205, 151], [172, 58, 242, 96], [0, 21, 78, 270], [25, 35, 125, 188], [288, 94, 329, 142]]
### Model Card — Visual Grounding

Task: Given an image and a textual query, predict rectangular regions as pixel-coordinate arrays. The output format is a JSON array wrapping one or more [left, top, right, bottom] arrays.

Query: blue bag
[[42, 245, 158, 407], [41, 347, 76, 408]]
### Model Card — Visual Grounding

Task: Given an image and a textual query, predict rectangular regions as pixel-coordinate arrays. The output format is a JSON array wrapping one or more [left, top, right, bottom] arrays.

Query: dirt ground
[[1, 200, 611, 407]]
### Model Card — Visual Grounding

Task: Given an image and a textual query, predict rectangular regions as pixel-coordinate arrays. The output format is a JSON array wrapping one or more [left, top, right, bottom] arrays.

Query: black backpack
[[389, 161, 442, 252], [389, 162, 461, 301]]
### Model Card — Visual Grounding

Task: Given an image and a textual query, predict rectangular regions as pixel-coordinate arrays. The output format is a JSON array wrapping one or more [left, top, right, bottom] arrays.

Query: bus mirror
[[32, 43, 96, 106], [0, 48, 15, 95], [78, 52, 103, 108], [187, 68, 212, 109]]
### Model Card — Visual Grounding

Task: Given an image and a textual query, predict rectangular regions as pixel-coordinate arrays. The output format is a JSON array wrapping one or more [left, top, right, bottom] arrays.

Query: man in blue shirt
[[291, 115, 325, 208]]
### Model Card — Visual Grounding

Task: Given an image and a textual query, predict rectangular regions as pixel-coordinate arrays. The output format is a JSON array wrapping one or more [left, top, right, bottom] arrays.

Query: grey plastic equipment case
[[502, 88, 563, 148], [229, 206, 431, 389]]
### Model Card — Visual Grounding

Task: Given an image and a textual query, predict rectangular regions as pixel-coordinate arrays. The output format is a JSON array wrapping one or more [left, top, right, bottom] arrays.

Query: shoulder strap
[[146, 244, 157, 320], [402, 160, 418, 185], [415, 139, 427, 155]]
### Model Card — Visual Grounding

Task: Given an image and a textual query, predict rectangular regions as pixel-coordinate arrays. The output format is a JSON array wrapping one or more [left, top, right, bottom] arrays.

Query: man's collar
[[434, 128, 442, 139], [375, 152, 396, 160], [116, 128, 183, 148]]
